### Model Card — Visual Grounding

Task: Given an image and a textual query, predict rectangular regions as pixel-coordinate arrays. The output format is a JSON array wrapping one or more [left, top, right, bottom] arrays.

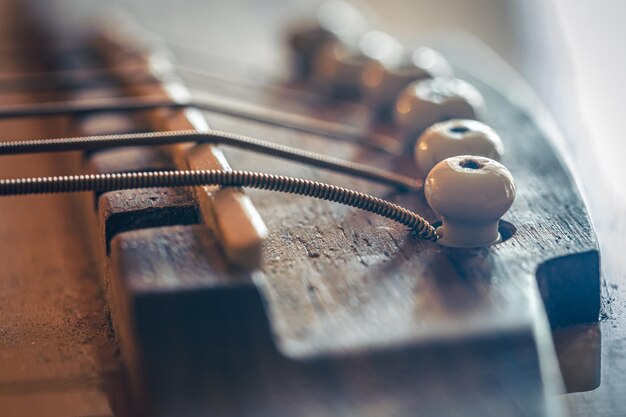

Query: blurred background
[[34, 0, 625, 203], [15, 0, 626, 415]]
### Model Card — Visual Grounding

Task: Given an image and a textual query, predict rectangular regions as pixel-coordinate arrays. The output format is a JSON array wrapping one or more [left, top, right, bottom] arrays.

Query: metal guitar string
[[0, 130, 421, 192], [0, 170, 438, 242], [0, 61, 331, 104], [0, 96, 182, 118], [190, 92, 400, 153], [0, 96, 399, 154], [0, 62, 151, 84], [0, 38, 436, 238], [0, 69, 162, 94]]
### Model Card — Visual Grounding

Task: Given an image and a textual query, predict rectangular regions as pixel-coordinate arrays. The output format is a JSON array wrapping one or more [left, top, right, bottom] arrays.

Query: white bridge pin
[[311, 30, 403, 97], [394, 77, 486, 145], [424, 155, 515, 248], [415, 119, 504, 178], [361, 47, 453, 116]]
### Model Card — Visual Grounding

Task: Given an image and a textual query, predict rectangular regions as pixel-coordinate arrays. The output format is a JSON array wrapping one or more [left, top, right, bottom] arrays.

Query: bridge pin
[[394, 77, 486, 147], [415, 119, 504, 178], [424, 155, 515, 247], [287, 0, 368, 79], [361, 47, 453, 117], [311, 30, 404, 98]]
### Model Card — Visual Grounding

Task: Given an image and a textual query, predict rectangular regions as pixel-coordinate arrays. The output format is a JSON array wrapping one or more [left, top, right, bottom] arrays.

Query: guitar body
[[0, 1, 602, 416]]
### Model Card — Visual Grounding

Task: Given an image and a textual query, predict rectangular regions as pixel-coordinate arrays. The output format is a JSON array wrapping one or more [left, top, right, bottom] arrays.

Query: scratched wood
[[109, 223, 555, 417], [70, 55, 207, 416], [94, 28, 269, 272], [75, 8, 602, 417], [0, 2, 607, 417], [82, 19, 601, 417], [0, 2, 120, 417], [71, 30, 267, 412]]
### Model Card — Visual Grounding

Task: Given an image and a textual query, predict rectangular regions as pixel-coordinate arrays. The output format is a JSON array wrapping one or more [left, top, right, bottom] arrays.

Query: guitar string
[[0, 130, 421, 192], [0, 60, 333, 108], [0, 170, 438, 242], [0, 61, 317, 102], [0, 24, 438, 238], [0, 95, 401, 154]]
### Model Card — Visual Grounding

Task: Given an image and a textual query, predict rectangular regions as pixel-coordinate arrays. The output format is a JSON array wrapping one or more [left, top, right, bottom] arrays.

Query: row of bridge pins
[[0, 4, 514, 248], [286, 0, 515, 247]]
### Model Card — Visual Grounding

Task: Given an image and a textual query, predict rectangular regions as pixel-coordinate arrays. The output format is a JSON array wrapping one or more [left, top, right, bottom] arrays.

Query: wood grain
[[109, 225, 556, 417], [86, 9, 600, 416], [0, 1, 609, 416], [94, 32, 269, 269], [196, 67, 600, 349], [0, 4, 117, 416], [96, 25, 598, 417]]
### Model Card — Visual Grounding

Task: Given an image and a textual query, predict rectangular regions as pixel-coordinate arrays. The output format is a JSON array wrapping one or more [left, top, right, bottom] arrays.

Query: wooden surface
[[0, 1, 620, 417], [95, 12, 597, 417], [109, 223, 552, 417], [139, 1, 625, 414], [0, 5, 118, 417]]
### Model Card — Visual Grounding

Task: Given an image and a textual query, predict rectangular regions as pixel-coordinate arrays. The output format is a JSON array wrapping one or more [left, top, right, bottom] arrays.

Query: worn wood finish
[[94, 32, 268, 269], [0, 2, 606, 417], [70, 31, 266, 411], [109, 225, 258, 415], [0, 3, 118, 416], [69, 57, 204, 415], [98, 188, 199, 255], [0, 115, 117, 417], [85, 22, 598, 417], [79, 11, 600, 417], [109, 225, 556, 417]]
